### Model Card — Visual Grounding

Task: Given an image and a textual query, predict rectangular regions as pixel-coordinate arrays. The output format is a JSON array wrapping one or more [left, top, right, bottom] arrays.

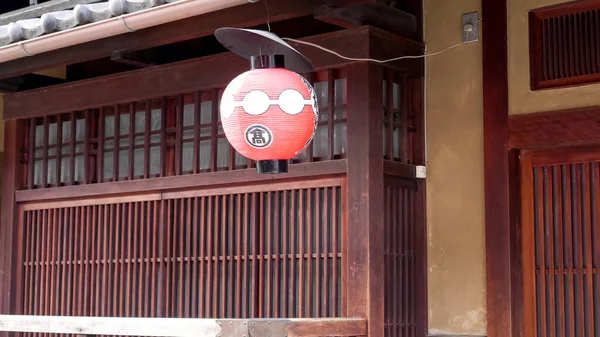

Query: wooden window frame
[[529, 0, 600, 90]]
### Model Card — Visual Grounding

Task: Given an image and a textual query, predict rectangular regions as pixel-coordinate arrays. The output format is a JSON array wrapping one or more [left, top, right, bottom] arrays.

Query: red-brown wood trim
[[0, 0, 375, 81], [509, 149, 524, 337], [483, 0, 511, 337], [15, 159, 347, 203], [519, 151, 536, 337], [383, 160, 421, 179], [0, 120, 24, 321], [509, 106, 600, 150], [525, 143, 600, 167], [345, 62, 384, 337], [3, 26, 423, 120]]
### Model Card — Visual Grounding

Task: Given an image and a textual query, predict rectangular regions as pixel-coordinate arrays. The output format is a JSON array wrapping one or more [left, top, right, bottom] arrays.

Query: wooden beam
[[509, 106, 600, 150], [0, 73, 65, 93], [0, 0, 102, 25], [383, 160, 426, 179], [345, 62, 385, 337], [482, 0, 511, 337], [0, 0, 375, 81], [315, 2, 418, 39], [110, 50, 156, 68], [3, 26, 424, 120], [15, 159, 347, 203]]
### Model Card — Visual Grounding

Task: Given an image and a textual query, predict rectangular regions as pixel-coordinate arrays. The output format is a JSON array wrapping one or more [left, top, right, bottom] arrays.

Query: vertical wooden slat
[[199, 197, 206, 318], [220, 196, 227, 318], [98, 109, 105, 183], [175, 96, 183, 176], [332, 186, 338, 318], [536, 167, 548, 337], [211, 197, 218, 317], [191, 197, 199, 318], [210, 89, 219, 172], [243, 193, 250, 318], [258, 193, 265, 318], [297, 190, 302, 318], [22, 212, 30, 317], [553, 166, 566, 337], [315, 188, 321, 317], [185, 198, 192, 318], [27, 119, 36, 189], [328, 70, 335, 160], [281, 191, 288, 318], [42, 117, 49, 189], [306, 189, 313, 317], [584, 163, 596, 337], [385, 70, 394, 160], [273, 192, 280, 318], [56, 116, 63, 187], [205, 196, 213, 317], [144, 101, 151, 179], [193, 93, 201, 175], [113, 107, 120, 182], [322, 188, 329, 317], [102, 205, 109, 317], [83, 111, 91, 184], [160, 98, 167, 178], [235, 194, 242, 317], [128, 105, 135, 180], [563, 164, 576, 337], [574, 164, 585, 337], [544, 167, 556, 337]]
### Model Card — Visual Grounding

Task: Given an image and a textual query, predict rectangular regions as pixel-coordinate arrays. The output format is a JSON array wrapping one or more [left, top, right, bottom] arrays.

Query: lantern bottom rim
[[256, 160, 288, 174]]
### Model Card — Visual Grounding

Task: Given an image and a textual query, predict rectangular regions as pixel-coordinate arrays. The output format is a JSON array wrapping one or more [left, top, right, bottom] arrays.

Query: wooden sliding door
[[521, 146, 600, 337], [17, 179, 345, 334]]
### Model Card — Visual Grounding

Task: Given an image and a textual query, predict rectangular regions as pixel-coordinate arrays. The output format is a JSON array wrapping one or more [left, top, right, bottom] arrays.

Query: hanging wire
[[282, 37, 464, 63]]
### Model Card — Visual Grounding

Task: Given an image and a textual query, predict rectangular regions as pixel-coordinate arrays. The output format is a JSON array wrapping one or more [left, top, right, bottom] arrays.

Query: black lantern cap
[[257, 160, 288, 174], [250, 54, 285, 69], [214, 27, 314, 73]]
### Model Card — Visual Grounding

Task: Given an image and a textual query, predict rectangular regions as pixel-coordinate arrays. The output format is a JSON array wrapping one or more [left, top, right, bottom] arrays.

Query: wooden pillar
[[0, 120, 23, 329], [345, 62, 385, 337], [482, 0, 511, 335]]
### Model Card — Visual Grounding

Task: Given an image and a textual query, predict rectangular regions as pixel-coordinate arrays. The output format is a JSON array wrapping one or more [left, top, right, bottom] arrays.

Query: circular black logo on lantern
[[245, 124, 273, 149]]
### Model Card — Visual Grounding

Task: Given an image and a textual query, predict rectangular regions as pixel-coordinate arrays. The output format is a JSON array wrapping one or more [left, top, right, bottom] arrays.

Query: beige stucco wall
[[424, 0, 486, 335], [509, 0, 600, 115]]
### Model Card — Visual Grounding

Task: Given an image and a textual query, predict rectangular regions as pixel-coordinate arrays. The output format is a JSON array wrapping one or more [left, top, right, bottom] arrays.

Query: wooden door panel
[[521, 148, 600, 337], [17, 181, 345, 337]]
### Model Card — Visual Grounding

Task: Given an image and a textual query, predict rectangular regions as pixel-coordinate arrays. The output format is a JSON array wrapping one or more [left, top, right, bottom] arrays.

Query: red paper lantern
[[220, 55, 318, 174]]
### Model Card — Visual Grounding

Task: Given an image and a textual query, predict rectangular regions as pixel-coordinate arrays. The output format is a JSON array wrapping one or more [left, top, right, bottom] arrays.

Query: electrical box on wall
[[462, 12, 479, 43]]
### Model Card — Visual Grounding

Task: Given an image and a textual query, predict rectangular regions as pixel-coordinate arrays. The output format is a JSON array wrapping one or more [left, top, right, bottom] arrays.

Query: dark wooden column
[[0, 120, 23, 322], [346, 62, 385, 336], [482, 0, 511, 336]]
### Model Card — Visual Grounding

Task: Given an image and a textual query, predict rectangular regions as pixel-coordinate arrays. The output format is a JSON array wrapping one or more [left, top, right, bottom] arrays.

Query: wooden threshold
[[15, 159, 347, 203]]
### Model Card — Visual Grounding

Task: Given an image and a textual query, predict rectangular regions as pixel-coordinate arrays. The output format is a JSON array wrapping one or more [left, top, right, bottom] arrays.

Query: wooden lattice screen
[[383, 178, 420, 337], [522, 153, 599, 337], [530, 1, 600, 89], [18, 182, 344, 331]]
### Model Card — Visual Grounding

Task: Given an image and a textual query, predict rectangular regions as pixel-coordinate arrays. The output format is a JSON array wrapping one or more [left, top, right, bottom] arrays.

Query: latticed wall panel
[[383, 179, 420, 337], [530, 2, 600, 89], [19, 184, 343, 336], [524, 160, 599, 337]]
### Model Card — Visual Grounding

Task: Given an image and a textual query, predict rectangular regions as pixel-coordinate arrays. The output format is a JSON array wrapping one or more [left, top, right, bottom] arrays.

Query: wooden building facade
[[0, 1, 427, 337]]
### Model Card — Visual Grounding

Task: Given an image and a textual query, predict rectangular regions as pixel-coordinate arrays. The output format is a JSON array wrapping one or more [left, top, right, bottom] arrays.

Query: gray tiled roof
[[0, 0, 181, 47]]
